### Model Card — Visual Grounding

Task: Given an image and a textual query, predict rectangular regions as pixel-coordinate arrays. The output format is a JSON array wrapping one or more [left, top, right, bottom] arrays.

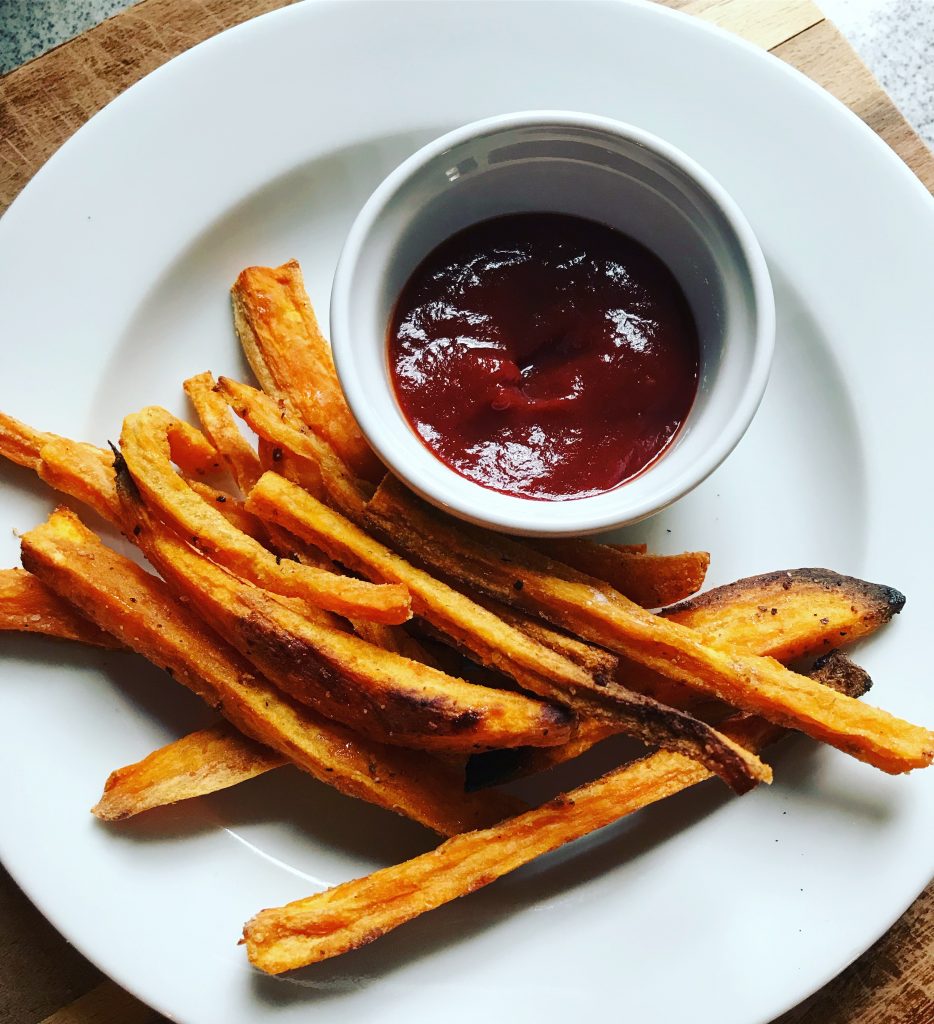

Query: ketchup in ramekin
[[389, 213, 699, 501]]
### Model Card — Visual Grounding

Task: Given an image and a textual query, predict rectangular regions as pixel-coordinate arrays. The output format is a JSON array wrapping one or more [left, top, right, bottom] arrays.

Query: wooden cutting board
[[0, 2, 931, 1022]]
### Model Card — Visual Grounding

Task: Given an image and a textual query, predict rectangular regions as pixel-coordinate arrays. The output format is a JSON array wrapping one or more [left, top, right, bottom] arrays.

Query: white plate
[[0, 2, 931, 1023]]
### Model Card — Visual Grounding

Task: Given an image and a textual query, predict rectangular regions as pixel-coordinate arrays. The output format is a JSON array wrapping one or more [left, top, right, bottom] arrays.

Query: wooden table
[[0, 2, 931, 1022]]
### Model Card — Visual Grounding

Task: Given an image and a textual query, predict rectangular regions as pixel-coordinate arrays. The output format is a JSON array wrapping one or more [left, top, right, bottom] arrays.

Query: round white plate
[[1, 3, 932, 1023]]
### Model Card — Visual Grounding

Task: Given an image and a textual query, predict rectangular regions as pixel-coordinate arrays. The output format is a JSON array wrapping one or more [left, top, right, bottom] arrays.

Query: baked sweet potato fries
[[1, 259, 929, 976]]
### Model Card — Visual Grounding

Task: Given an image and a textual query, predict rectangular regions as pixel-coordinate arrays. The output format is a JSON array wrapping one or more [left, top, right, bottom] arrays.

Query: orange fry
[[468, 567, 906, 786], [232, 261, 382, 482], [93, 722, 286, 820], [0, 567, 120, 648], [119, 407, 410, 624], [529, 538, 709, 607], [665, 568, 907, 661], [117, 474, 572, 754], [184, 372, 263, 492], [364, 478, 934, 776], [1, 408, 220, 525], [217, 377, 367, 518], [21, 507, 519, 835], [246, 472, 772, 793], [242, 651, 870, 973]]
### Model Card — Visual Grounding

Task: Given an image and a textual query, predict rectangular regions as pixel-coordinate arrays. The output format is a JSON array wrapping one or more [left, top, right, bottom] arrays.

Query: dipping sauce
[[389, 213, 699, 501]]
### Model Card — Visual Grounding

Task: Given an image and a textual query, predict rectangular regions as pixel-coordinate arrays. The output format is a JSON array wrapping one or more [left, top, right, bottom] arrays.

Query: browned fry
[[232, 261, 382, 482], [528, 538, 709, 607], [217, 377, 367, 518], [91, 624, 440, 819], [665, 568, 907, 661], [0, 567, 120, 647], [184, 372, 263, 492], [92, 722, 286, 820], [468, 568, 904, 787], [350, 620, 438, 665], [246, 473, 592, 692], [119, 407, 410, 624], [365, 479, 933, 776], [117, 475, 572, 754], [246, 472, 771, 793], [21, 507, 520, 835], [611, 543, 648, 555], [471, 595, 617, 679], [242, 650, 869, 973]]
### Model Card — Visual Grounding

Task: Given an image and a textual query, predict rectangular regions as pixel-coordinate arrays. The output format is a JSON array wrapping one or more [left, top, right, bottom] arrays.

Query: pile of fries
[[1, 259, 931, 975]]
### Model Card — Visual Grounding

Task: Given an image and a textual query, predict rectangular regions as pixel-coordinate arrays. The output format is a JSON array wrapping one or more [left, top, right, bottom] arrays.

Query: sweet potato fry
[[349, 620, 439, 665], [665, 568, 906, 661], [257, 436, 326, 502], [92, 722, 286, 820], [364, 478, 934, 775], [117, 476, 572, 754], [119, 407, 410, 624], [163, 418, 222, 478], [37, 433, 325, 583], [217, 377, 367, 518], [246, 473, 771, 793], [242, 650, 869, 973], [0, 410, 49, 470], [91, 627, 439, 819], [232, 261, 382, 482], [0, 407, 222, 525], [20, 508, 520, 835], [184, 372, 263, 492], [468, 569, 903, 786], [0, 567, 120, 647], [246, 473, 592, 690], [528, 538, 709, 607], [471, 595, 617, 678], [186, 481, 270, 541]]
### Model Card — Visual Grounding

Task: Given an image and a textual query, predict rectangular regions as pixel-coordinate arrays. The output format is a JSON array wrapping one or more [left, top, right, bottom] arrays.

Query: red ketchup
[[388, 213, 699, 501]]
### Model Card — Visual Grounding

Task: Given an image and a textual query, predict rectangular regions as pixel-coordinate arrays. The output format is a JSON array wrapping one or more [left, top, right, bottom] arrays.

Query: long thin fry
[[116, 471, 573, 754], [365, 478, 934, 775], [246, 472, 772, 793], [242, 650, 869, 973], [119, 407, 410, 624], [0, 409, 220, 480], [186, 481, 269, 541], [93, 722, 286, 820], [471, 594, 618, 678], [0, 567, 120, 647], [1, 408, 221, 526], [528, 538, 709, 607], [217, 377, 367, 518], [468, 566, 905, 786], [20, 508, 521, 835], [184, 372, 263, 492], [231, 261, 382, 481]]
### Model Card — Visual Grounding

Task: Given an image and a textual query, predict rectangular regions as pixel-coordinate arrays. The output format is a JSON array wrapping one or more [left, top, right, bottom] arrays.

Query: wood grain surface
[[0, 2, 931, 1023]]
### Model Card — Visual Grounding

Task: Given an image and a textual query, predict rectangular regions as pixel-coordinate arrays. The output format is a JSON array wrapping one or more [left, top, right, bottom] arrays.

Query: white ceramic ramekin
[[330, 111, 775, 536]]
